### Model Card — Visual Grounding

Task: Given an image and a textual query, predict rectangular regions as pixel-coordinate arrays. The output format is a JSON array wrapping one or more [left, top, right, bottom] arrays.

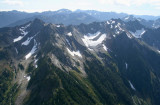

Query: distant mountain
[[75, 9, 128, 21], [8, 12, 98, 27], [0, 10, 39, 28], [122, 15, 137, 22], [122, 15, 160, 29], [0, 18, 160, 105], [1, 9, 160, 28], [134, 15, 160, 20]]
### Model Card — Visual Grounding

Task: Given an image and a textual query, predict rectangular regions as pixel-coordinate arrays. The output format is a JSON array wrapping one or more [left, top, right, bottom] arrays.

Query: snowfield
[[129, 28, 146, 38], [67, 48, 82, 58], [82, 32, 106, 47]]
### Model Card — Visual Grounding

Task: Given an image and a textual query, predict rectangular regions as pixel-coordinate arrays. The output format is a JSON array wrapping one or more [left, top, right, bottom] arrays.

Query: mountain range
[[1, 9, 160, 28], [0, 10, 160, 105]]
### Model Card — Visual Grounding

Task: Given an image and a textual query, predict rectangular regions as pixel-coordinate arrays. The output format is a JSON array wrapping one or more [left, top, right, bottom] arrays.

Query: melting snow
[[67, 48, 82, 58], [13, 23, 30, 42], [103, 44, 108, 51], [129, 28, 146, 38], [67, 32, 72, 36], [82, 32, 106, 47], [129, 81, 136, 91], [25, 39, 37, 60]]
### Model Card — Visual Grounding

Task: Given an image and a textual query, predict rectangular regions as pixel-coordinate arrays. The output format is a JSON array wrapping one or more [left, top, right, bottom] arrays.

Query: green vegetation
[[25, 57, 102, 105], [0, 68, 18, 105]]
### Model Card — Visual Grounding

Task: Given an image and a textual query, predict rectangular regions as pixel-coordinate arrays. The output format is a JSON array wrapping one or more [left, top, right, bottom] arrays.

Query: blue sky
[[0, 0, 160, 16]]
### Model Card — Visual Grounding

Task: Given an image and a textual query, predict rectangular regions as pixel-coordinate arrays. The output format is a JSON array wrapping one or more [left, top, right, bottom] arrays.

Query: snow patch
[[21, 36, 34, 46], [117, 23, 124, 31], [111, 25, 113, 28], [13, 23, 30, 42], [126, 33, 132, 39], [152, 23, 160, 29], [34, 59, 38, 68], [86, 32, 100, 40], [137, 19, 141, 21], [67, 48, 82, 58], [125, 16, 129, 20], [13, 36, 24, 42], [25, 39, 38, 60], [129, 81, 136, 91], [19, 23, 30, 35], [24, 75, 31, 81], [129, 28, 146, 38], [15, 47, 18, 54], [26, 76, 31, 81], [66, 39, 72, 47], [21, 32, 39, 46], [82, 32, 106, 47], [107, 21, 110, 24], [88, 48, 94, 51], [116, 30, 120, 34], [56, 25, 60, 27], [111, 21, 115, 24], [103, 44, 108, 51], [34, 59, 38, 64], [67, 32, 72, 36], [125, 62, 128, 69]]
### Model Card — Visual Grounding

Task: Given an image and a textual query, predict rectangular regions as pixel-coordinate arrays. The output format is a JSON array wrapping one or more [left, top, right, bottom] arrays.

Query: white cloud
[[97, 0, 160, 7], [68, 1, 92, 10], [3, 0, 23, 6]]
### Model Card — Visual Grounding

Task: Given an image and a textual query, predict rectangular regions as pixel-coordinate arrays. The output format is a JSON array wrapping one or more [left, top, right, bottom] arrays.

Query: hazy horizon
[[0, 8, 160, 17]]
